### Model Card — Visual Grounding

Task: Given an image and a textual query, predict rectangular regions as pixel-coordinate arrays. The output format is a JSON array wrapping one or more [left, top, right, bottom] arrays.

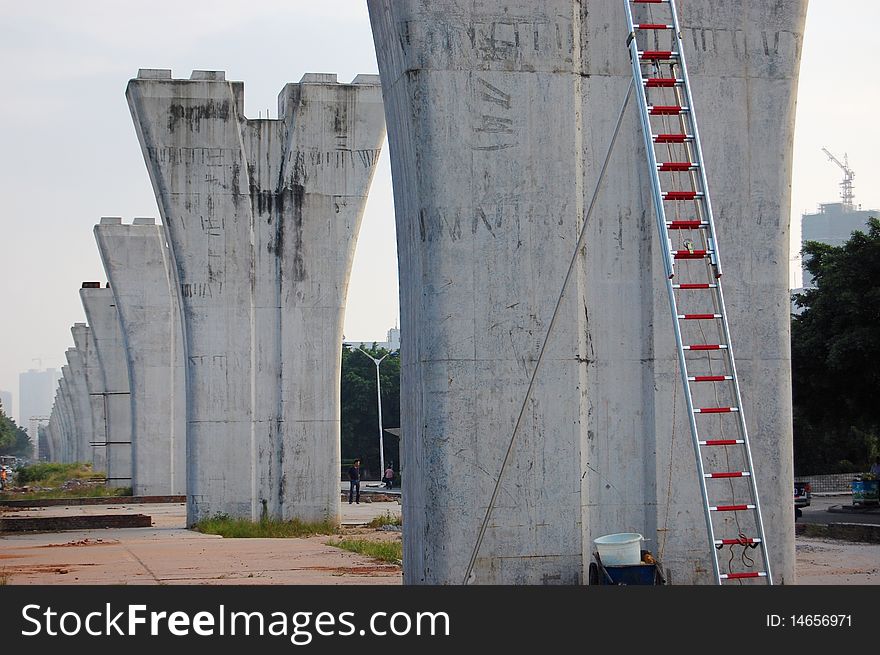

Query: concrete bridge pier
[[127, 70, 386, 524], [95, 216, 186, 496]]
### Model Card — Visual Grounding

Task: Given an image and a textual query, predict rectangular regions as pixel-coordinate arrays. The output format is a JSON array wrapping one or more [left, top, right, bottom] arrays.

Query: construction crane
[[821, 147, 855, 211]]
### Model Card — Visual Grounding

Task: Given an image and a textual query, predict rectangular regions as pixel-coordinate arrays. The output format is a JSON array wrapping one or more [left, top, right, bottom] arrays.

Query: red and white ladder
[[624, 0, 772, 584]]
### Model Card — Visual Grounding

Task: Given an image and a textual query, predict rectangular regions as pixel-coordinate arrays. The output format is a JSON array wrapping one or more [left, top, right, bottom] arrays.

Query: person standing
[[348, 459, 361, 504], [384, 464, 394, 490]]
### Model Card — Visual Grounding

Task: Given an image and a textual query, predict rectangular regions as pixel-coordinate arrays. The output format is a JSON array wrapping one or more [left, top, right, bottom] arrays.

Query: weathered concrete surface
[[71, 323, 107, 473], [58, 376, 75, 462], [57, 372, 75, 463], [127, 70, 386, 524], [80, 287, 132, 488], [45, 411, 56, 462], [63, 347, 93, 465], [47, 398, 62, 462], [369, 0, 805, 584], [580, 0, 805, 586], [95, 217, 186, 496], [370, 0, 589, 586], [54, 380, 66, 463]]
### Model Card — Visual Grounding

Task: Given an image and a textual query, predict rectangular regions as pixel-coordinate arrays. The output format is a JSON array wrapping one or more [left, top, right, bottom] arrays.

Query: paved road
[[797, 494, 880, 526]]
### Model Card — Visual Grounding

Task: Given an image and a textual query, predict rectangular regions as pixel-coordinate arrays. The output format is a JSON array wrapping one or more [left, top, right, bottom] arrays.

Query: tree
[[340, 344, 400, 480], [0, 400, 15, 451], [792, 217, 880, 474], [0, 402, 33, 459]]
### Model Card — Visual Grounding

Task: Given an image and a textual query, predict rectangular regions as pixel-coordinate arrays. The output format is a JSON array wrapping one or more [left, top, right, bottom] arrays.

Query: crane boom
[[821, 147, 855, 210]]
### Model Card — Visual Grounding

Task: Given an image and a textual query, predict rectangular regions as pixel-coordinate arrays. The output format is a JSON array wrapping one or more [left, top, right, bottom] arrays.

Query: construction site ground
[[0, 500, 877, 585]]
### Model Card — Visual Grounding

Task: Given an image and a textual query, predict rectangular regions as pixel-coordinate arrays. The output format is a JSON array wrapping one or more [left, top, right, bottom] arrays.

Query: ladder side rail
[[668, 0, 724, 277], [625, 2, 676, 279], [711, 283, 775, 583]]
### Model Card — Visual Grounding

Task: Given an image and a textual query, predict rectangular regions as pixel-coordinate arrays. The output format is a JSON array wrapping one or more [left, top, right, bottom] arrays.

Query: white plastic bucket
[[594, 533, 643, 566]]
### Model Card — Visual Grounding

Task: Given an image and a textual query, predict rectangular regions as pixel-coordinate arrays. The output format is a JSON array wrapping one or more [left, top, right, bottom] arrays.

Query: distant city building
[[345, 327, 400, 352], [0, 390, 12, 420], [19, 368, 59, 426], [801, 203, 876, 288]]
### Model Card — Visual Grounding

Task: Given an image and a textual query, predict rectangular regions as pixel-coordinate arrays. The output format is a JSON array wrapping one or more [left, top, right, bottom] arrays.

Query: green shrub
[[329, 538, 402, 564], [15, 462, 97, 486], [367, 511, 402, 528], [193, 515, 338, 538]]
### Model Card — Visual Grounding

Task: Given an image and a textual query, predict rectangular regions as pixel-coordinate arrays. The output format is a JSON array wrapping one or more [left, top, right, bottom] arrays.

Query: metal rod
[[356, 347, 390, 477]]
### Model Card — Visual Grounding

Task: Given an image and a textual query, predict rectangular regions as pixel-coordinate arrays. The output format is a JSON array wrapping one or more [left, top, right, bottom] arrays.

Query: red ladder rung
[[666, 220, 707, 229], [631, 0, 668, 3], [700, 439, 745, 446], [683, 344, 725, 351], [694, 406, 738, 414], [645, 78, 680, 88], [688, 375, 732, 382], [704, 471, 750, 479], [658, 162, 695, 171], [654, 133, 690, 143], [674, 283, 717, 289], [639, 50, 678, 59], [650, 105, 687, 116], [720, 572, 767, 580], [678, 314, 721, 320], [710, 504, 755, 512], [636, 23, 673, 30], [664, 191, 699, 200], [673, 250, 708, 259]]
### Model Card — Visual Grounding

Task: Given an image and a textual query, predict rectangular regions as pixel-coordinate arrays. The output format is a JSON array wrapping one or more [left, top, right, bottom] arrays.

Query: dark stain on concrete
[[167, 100, 230, 133], [290, 185, 306, 281]]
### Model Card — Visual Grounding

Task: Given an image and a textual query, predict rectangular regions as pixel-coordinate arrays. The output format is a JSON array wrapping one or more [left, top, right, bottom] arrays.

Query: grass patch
[[366, 511, 402, 528], [0, 463, 126, 501], [329, 538, 402, 564], [193, 515, 338, 538]]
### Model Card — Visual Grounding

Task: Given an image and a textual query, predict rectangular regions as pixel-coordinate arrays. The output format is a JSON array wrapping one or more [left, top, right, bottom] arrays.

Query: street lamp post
[[355, 347, 391, 478]]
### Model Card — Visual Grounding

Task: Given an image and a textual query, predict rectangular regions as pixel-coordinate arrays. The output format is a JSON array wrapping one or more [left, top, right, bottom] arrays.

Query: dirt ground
[[0, 501, 876, 585], [794, 537, 880, 584], [0, 501, 403, 585]]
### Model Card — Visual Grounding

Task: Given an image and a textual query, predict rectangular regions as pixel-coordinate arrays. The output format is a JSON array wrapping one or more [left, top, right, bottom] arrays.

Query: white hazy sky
[[0, 1, 877, 423]]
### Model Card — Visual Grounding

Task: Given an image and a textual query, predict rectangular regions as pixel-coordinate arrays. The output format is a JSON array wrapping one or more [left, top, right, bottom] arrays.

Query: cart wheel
[[589, 562, 599, 586]]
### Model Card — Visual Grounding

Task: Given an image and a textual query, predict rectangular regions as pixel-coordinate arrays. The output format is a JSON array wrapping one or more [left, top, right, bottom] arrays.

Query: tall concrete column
[[127, 70, 385, 523], [80, 286, 132, 488], [71, 323, 107, 473], [47, 409, 59, 462], [45, 411, 54, 462], [64, 347, 93, 465], [579, 0, 804, 585], [369, 0, 804, 584], [369, 0, 590, 585], [95, 216, 186, 496], [46, 404, 57, 462], [58, 372, 75, 464]]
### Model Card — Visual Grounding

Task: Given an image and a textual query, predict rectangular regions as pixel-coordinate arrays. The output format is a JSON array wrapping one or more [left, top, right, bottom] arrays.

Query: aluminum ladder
[[623, 0, 772, 584]]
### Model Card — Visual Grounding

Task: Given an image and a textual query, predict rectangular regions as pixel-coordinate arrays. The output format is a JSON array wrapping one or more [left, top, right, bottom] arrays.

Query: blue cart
[[589, 551, 666, 585]]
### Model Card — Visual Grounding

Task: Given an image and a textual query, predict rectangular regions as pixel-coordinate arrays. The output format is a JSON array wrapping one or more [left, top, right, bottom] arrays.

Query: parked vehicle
[[794, 481, 810, 520], [794, 481, 811, 508]]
